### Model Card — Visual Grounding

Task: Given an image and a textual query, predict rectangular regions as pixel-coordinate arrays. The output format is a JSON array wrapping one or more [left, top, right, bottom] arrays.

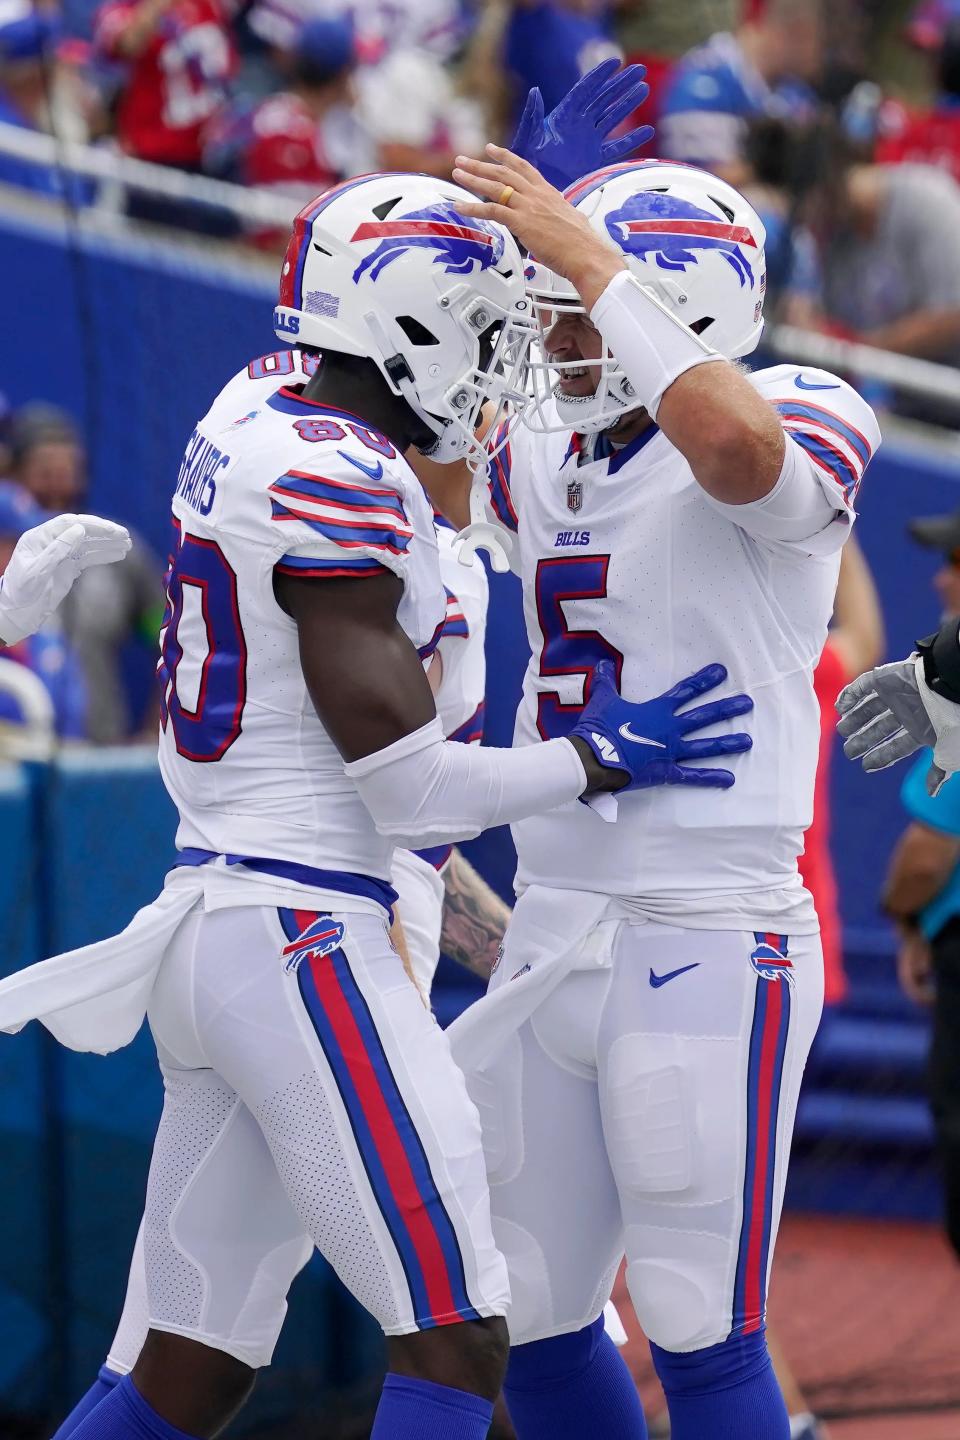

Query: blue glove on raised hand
[[570, 660, 753, 795], [511, 57, 654, 193]]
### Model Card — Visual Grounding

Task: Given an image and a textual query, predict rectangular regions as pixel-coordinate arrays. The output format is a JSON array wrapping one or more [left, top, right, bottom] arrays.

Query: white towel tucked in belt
[[448, 884, 616, 1074], [0, 867, 204, 1053]]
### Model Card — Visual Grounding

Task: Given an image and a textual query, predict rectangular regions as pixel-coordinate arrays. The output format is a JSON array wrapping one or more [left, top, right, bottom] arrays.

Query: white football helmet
[[274, 172, 535, 465], [525, 160, 767, 434]]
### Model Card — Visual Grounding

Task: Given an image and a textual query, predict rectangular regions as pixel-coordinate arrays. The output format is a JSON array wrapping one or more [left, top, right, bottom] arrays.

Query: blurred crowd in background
[[3, 0, 960, 359]]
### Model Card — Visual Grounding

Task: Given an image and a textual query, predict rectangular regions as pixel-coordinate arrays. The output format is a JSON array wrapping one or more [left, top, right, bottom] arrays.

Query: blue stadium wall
[[3, 202, 960, 1428]]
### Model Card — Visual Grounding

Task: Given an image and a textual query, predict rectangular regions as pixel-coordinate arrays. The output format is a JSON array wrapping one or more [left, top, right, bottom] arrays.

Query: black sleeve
[[917, 620, 960, 704]]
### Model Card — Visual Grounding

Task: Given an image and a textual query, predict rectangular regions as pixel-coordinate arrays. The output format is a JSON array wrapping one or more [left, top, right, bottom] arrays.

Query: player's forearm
[[655, 362, 786, 502], [344, 718, 588, 849], [589, 270, 784, 502], [440, 848, 512, 980], [861, 309, 960, 361], [829, 537, 885, 678], [883, 824, 960, 919]]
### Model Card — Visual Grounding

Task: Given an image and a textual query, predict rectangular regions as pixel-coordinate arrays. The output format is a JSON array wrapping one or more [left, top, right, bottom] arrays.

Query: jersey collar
[[267, 386, 365, 422], [266, 387, 399, 450], [562, 421, 660, 475]]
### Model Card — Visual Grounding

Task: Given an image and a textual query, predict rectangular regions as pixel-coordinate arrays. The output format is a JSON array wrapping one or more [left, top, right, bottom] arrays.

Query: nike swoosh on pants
[[648, 962, 700, 988]]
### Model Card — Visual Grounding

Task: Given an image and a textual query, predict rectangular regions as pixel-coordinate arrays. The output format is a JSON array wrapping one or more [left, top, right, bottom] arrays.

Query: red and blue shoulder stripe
[[486, 421, 518, 534], [774, 398, 875, 501], [269, 470, 413, 556]]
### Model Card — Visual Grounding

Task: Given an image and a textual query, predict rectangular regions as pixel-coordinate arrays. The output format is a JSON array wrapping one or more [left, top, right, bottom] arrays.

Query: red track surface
[[614, 1213, 960, 1438]]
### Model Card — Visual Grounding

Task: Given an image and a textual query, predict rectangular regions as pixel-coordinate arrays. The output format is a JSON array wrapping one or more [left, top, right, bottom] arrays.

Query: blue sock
[[651, 1329, 789, 1440], [371, 1374, 494, 1439], [52, 1367, 123, 1438], [65, 1374, 201, 1439], [504, 1317, 647, 1439]]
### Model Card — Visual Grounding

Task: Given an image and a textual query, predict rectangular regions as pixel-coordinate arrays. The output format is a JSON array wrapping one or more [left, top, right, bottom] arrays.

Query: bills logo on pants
[[279, 908, 483, 1330], [749, 932, 793, 983], [280, 916, 345, 973]]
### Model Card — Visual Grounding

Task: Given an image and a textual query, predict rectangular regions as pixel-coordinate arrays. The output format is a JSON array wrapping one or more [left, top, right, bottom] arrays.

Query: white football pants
[[464, 918, 823, 1351], [105, 901, 508, 1371]]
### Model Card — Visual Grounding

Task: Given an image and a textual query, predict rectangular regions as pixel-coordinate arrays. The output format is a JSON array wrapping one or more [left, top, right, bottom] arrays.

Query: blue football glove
[[511, 57, 655, 193], [570, 660, 754, 794]]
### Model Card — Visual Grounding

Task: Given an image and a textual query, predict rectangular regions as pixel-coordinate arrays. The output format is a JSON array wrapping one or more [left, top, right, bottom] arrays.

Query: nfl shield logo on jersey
[[281, 917, 346, 974], [750, 933, 793, 983], [567, 479, 583, 513]]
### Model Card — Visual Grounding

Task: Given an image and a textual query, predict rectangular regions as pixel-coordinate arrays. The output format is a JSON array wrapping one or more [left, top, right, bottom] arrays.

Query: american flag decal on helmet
[[305, 289, 340, 318]]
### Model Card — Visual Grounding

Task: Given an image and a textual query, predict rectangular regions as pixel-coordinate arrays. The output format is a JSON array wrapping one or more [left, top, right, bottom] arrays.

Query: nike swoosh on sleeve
[[794, 375, 841, 391], [338, 450, 384, 481]]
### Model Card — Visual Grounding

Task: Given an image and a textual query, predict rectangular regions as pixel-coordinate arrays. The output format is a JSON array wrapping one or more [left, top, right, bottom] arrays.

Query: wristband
[[589, 270, 725, 418]]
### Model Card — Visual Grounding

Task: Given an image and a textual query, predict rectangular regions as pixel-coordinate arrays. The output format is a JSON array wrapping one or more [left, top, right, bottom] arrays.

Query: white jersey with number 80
[[157, 351, 444, 885]]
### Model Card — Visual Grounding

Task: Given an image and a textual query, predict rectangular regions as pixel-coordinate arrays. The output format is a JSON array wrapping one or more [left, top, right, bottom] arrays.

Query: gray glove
[[836, 655, 957, 795]]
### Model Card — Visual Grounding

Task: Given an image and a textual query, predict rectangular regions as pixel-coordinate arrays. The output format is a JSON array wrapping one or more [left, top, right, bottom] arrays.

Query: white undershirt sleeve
[[702, 432, 851, 552], [343, 718, 587, 849]]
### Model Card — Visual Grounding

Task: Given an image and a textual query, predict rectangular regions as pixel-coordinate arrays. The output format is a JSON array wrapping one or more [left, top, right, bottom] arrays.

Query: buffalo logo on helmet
[[281, 916, 346, 974], [605, 193, 759, 290], [350, 203, 506, 283], [749, 934, 793, 983]]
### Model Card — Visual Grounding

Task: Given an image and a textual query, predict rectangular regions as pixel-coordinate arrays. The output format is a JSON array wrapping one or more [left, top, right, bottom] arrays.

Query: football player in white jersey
[[0, 512, 130, 645], [14, 172, 757, 1440], [47, 486, 505, 1436], [398, 148, 881, 1440]]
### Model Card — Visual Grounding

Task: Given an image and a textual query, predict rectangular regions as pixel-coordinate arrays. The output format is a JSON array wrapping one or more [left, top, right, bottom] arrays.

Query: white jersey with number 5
[[157, 353, 444, 890], [486, 364, 881, 931]]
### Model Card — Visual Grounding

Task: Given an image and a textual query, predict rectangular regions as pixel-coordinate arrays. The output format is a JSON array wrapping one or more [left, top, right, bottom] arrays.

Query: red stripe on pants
[[742, 981, 783, 1334], [309, 952, 460, 1322]]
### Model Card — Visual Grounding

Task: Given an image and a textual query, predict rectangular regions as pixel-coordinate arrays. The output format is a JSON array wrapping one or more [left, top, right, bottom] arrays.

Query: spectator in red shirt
[[799, 536, 885, 1004], [876, 17, 960, 188], [94, 0, 235, 169], [239, 16, 369, 247], [244, 16, 359, 189]]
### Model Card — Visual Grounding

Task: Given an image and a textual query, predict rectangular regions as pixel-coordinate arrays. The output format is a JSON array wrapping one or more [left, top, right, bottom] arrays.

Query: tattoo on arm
[[440, 849, 512, 980]]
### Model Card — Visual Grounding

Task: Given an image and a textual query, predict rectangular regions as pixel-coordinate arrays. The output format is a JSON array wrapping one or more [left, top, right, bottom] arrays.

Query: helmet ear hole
[[396, 315, 440, 346], [690, 316, 715, 335], [708, 196, 736, 223], [477, 321, 503, 373]]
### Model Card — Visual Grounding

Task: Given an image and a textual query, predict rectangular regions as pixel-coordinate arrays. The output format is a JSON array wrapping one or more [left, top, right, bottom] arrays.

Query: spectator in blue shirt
[[503, 1, 622, 128], [0, 3, 66, 197], [0, 482, 87, 740], [658, 0, 821, 186], [884, 504, 960, 1259]]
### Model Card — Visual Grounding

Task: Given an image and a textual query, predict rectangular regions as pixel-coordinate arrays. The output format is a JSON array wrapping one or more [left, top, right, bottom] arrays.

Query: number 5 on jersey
[[535, 555, 623, 740]]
